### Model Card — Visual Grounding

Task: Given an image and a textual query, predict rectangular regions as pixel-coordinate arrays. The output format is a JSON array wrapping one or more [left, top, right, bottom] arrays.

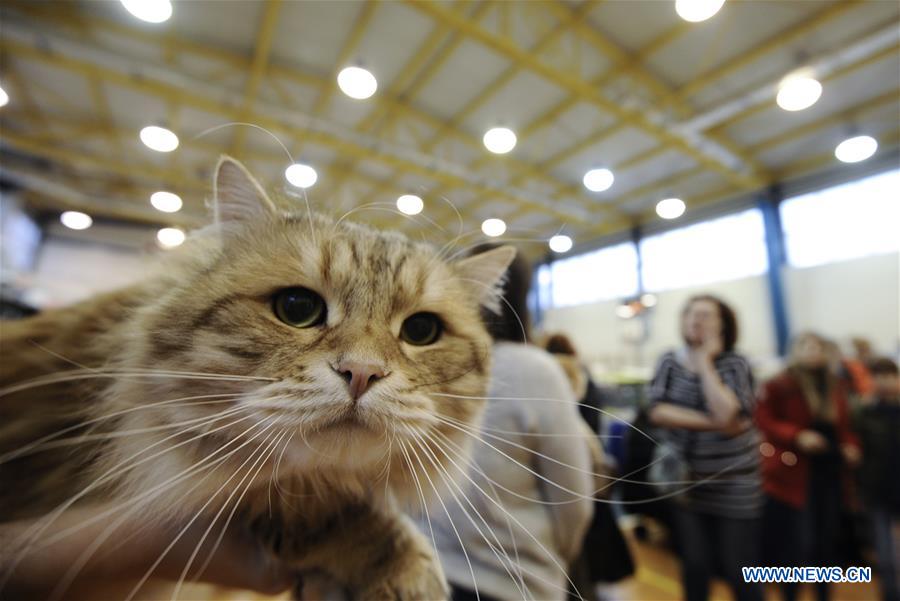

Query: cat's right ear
[[212, 155, 277, 224]]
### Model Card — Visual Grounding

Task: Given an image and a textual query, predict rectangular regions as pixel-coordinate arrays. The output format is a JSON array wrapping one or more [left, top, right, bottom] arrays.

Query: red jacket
[[755, 370, 860, 508]]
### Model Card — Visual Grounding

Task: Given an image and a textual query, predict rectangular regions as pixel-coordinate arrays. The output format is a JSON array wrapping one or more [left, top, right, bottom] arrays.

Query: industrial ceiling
[[1, 0, 898, 254]]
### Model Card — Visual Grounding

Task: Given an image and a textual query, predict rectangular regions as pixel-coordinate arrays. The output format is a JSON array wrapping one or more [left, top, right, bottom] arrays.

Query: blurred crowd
[[433, 245, 898, 601]]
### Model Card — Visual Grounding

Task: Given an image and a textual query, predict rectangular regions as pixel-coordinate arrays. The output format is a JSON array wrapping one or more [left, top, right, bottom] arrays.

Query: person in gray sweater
[[426, 246, 595, 601]]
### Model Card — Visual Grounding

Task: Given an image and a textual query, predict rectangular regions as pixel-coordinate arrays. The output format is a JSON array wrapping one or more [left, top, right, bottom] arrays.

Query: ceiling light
[[285, 163, 318, 188], [616, 304, 636, 319], [150, 191, 182, 213], [157, 227, 185, 248], [396, 194, 423, 215], [549, 235, 573, 253], [583, 168, 614, 192], [835, 135, 877, 163], [483, 127, 517, 154], [0, 84, 8, 108], [481, 218, 507, 237], [139, 125, 179, 152], [656, 197, 686, 219], [120, 0, 172, 23], [60, 211, 92, 230], [776, 72, 822, 112], [337, 66, 378, 100], [675, 0, 725, 22], [641, 293, 658, 307]]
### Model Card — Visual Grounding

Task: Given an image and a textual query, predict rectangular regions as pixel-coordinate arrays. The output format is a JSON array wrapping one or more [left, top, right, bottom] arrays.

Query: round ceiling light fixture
[[139, 125, 179, 152], [157, 227, 186, 248], [396, 194, 424, 215], [285, 163, 318, 189], [481, 218, 507, 237], [0, 84, 9, 108], [483, 127, 517, 154], [549, 234, 573, 253], [60, 211, 92, 230], [337, 66, 378, 100], [776, 72, 822, 112], [675, 0, 725, 22], [656, 197, 686, 220], [834, 135, 877, 163], [583, 168, 614, 192], [150, 191, 183, 213], [120, 0, 172, 23]]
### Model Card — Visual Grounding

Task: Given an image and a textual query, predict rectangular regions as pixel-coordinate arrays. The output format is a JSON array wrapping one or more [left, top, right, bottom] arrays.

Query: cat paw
[[356, 552, 448, 601]]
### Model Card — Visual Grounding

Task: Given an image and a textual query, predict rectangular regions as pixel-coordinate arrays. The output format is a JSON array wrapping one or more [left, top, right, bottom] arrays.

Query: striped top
[[647, 350, 763, 518]]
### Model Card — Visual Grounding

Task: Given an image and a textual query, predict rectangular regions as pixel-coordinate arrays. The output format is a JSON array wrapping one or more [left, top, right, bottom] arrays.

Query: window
[[780, 169, 900, 268], [543, 242, 639, 308], [640, 209, 768, 292]]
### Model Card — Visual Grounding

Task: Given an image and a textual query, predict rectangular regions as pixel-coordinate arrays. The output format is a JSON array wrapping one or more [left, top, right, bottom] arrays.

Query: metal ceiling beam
[[746, 90, 899, 154], [405, 0, 764, 190], [310, 0, 379, 117], [680, 25, 899, 134], [674, 0, 863, 103], [422, 0, 600, 153], [0, 38, 588, 226], [324, 1, 487, 210], [355, 1, 491, 135], [4, 1, 596, 221], [231, 0, 284, 156]]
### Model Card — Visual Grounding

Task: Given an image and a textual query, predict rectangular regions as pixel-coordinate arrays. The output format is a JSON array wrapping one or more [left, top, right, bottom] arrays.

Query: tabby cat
[[0, 157, 516, 599]]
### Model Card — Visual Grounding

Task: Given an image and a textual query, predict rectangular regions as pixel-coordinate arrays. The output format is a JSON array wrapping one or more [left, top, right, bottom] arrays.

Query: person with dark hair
[[647, 294, 763, 601], [756, 332, 861, 601], [428, 246, 595, 601], [853, 356, 899, 601]]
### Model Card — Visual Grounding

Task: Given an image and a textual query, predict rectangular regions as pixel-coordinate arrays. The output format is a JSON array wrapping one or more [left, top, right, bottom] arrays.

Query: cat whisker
[[192, 123, 295, 165], [0, 392, 246, 465], [3, 401, 254, 460], [168, 427, 288, 601], [429, 392, 663, 447], [0, 369, 276, 398], [404, 427, 528, 599], [456, 276, 528, 343], [398, 436, 482, 601], [46, 418, 280, 600], [0, 410, 262, 590], [421, 428, 585, 601]]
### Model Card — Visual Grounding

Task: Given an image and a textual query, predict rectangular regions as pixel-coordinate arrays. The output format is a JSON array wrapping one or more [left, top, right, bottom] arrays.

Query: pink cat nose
[[335, 361, 387, 401]]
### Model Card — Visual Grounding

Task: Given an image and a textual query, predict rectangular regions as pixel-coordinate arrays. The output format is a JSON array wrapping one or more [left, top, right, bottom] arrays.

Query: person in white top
[[426, 246, 595, 601]]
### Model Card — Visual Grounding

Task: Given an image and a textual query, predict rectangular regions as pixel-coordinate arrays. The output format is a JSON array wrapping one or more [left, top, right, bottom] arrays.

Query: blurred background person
[[646, 295, 763, 601], [853, 357, 900, 601], [543, 333, 635, 599], [427, 247, 594, 601], [756, 332, 862, 601]]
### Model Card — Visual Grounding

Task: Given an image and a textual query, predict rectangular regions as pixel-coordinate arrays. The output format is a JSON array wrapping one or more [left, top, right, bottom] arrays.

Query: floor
[[596, 524, 882, 601]]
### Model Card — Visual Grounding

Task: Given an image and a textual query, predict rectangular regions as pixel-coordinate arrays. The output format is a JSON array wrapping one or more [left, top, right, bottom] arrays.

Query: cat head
[[116, 157, 515, 496]]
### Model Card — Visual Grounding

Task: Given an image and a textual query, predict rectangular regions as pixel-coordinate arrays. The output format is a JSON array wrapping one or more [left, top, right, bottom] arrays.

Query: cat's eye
[[272, 288, 326, 328], [400, 312, 442, 346]]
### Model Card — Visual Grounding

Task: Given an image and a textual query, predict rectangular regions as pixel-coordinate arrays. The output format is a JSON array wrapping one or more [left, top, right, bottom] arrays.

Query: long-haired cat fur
[[0, 157, 516, 599]]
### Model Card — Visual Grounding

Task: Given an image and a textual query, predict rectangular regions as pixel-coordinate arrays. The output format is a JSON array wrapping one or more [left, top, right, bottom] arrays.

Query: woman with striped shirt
[[647, 295, 763, 601]]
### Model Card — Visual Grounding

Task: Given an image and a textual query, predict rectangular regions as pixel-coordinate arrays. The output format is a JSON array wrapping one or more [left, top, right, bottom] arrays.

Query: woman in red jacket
[[756, 332, 861, 601]]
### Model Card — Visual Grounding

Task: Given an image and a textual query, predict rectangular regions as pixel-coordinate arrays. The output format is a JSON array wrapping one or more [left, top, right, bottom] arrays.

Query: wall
[[783, 252, 899, 356], [540, 251, 899, 374]]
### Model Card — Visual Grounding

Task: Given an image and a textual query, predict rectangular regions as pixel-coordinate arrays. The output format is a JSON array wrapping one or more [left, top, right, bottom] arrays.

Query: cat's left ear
[[212, 155, 276, 224], [454, 245, 517, 313]]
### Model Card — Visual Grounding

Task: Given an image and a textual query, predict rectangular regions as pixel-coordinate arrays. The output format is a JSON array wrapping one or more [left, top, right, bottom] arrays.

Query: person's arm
[[649, 402, 732, 431], [530, 362, 594, 563], [0, 505, 292, 599]]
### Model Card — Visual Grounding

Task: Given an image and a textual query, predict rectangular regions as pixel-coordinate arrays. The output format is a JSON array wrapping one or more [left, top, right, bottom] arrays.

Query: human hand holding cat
[[0, 504, 293, 599]]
